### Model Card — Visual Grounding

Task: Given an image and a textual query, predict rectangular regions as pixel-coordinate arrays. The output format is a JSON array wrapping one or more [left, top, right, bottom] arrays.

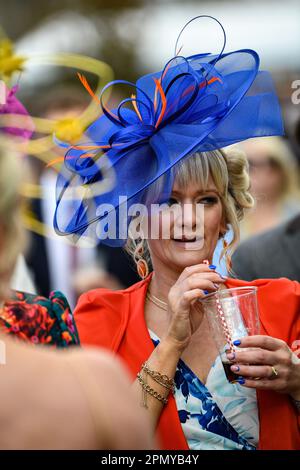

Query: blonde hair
[[125, 147, 254, 274], [0, 148, 25, 299], [243, 136, 299, 198]]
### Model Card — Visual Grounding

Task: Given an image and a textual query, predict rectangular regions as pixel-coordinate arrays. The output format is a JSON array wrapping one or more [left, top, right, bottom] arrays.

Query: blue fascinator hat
[[54, 16, 284, 246]]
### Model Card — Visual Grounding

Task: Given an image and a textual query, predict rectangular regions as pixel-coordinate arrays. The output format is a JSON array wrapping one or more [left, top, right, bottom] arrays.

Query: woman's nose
[[181, 203, 196, 228], [174, 202, 202, 233]]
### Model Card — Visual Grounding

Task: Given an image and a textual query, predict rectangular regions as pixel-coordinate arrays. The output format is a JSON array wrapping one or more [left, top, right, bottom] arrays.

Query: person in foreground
[[55, 18, 300, 449], [0, 148, 153, 450]]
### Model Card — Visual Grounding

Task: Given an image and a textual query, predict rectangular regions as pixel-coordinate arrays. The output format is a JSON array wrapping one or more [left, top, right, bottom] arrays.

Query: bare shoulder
[[0, 341, 152, 450], [66, 347, 153, 450]]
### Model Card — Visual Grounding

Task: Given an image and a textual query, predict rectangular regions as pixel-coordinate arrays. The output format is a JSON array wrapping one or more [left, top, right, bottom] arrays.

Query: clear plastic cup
[[200, 286, 260, 384]]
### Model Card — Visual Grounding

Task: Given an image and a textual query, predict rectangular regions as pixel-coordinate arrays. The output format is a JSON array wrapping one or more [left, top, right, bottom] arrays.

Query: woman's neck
[[149, 271, 176, 303], [149, 257, 195, 302]]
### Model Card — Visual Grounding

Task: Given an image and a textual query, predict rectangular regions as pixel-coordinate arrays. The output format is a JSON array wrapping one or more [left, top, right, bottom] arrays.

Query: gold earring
[[134, 240, 149, 280], [137, 258, 149, 279]]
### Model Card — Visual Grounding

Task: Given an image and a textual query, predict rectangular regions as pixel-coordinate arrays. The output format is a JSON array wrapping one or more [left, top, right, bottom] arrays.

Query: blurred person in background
[[0, 81, 36, 294], [0, 146, 153, 450], [25, 85, 141, 305], [231, 120, 300, 281], [10, 254, 36, 293], [239, 136, 300, 240], [231, 212, 300, 281], [25, 85, 129, 306]]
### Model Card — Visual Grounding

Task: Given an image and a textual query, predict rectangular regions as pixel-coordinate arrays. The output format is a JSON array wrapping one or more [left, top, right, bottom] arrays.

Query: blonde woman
[[0, 148, 152, 449], [58, 18, 300, 450], [75, 149, 300, 450]]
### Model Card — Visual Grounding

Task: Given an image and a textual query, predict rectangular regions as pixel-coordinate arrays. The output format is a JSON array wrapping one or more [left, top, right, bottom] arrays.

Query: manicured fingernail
[[231, 365, 240, 372], [227, 352, 235, 360], [238, 378, 245, 385], [209, 264, 216, 270], [233, 340, 241, 346], [213, 283, 220, 289], [203, 290, 209, 295]]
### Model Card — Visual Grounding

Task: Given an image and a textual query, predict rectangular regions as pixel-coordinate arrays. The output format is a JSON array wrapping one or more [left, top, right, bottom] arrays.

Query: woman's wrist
[[160, 335, 188, 357]]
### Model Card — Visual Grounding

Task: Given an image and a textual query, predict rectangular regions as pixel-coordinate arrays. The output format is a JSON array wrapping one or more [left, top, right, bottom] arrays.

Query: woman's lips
[[171, 238, 204, 250], [172, 238, 197, 242]]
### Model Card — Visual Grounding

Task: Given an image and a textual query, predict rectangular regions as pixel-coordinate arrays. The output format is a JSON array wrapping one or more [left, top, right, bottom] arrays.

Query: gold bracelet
[[141, 362, 176, 394], [137, 372, 168, 408]]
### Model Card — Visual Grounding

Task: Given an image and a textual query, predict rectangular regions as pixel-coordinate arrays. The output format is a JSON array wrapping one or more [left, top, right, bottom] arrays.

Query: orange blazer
[[74, 274, 300, 450]]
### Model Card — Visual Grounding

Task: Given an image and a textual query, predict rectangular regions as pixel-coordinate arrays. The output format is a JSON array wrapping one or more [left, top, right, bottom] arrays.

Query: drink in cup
[[200, 286, 260, 384]]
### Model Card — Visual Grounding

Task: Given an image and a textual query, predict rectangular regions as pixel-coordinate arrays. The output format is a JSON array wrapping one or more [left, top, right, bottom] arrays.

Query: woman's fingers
[[180, 289, 207, 306], [182, 272, 224, 292], [177, 263, 222, 283], [183, 277, 220, 294], [238, 378, 283, 390], [226, 348, 275, 365], [165, 263, 227, 350], [234, 335, 286, 352], [230, 363, 277, 379], [168, 268, 225, 320], [188, 271, 225, 284], [175, 287, 210, 313]]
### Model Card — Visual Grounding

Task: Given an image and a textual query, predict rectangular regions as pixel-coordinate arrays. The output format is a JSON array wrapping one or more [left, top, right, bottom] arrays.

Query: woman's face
[[241, 142, 283, 200], [147, 175, 225, 273]]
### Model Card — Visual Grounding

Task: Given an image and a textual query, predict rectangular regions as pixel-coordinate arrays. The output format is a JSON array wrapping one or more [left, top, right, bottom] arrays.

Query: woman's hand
[[164, 263, 225, 352], [226, 335, 300, 400]]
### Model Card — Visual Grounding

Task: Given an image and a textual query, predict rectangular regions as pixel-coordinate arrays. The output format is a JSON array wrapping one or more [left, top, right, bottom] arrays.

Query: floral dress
[[0, 291, 79, 347], [150, 330, 259, 450]]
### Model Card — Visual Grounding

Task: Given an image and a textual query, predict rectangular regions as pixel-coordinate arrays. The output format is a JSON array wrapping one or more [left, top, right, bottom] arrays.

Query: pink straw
[[203, 259, 235, 352], [215, 296, 235, 352]]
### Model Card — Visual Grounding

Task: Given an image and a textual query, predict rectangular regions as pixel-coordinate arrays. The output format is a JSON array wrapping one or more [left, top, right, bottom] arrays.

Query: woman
[[75, 150, 300, 450], [0, 146, 152, 449], [55, 18, 300, 449]]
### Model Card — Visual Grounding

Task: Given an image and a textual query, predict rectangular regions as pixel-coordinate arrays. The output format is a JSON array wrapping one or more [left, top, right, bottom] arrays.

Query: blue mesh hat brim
[[54, 37, 283, 246]]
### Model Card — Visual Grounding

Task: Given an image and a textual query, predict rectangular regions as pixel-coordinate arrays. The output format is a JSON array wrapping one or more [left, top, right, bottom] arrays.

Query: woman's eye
[[167, 197, 179, 206], [198, 196, 219, 205]]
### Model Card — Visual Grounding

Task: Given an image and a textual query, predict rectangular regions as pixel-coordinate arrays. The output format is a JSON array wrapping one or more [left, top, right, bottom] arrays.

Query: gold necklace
[[146, 291, 168, 311]]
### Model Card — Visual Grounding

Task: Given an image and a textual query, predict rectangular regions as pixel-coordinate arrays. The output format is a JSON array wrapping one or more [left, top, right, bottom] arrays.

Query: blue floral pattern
[[149, 330, 258, 450]]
